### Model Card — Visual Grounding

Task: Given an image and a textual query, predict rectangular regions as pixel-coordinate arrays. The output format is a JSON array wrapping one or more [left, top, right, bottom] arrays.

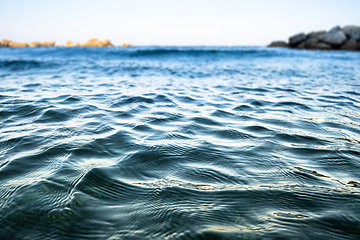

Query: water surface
[[1, 46, 360, 239]]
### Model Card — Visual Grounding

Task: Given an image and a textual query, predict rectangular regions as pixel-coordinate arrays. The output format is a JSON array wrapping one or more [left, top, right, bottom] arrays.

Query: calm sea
[[0, 46, 360, 240]]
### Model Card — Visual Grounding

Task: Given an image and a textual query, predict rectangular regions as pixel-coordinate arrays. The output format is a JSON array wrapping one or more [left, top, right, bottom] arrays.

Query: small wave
[[0, 59, 58, 71], [1, 46, 360, 239], [125, 46, 282, 59]]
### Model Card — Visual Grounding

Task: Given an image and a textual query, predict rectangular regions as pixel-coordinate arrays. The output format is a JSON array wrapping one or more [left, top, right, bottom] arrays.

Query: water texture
[[0, 46, 360, 240]]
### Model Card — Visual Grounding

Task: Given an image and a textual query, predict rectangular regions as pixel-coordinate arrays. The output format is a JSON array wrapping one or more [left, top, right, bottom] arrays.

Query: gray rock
[[289, 33, 307, 47], [341, 25, 360, 40], [318, 31, 347, 46], [342, 25, 358, 37], [307, 31, 326, 39], [350, 27, 360, 40], [268, 41, 288, 48], [297, 41, 306, 49], [340, 39, 358, 50], [329, 25, 341, 33], [305, 38, 319, 48], [305, 40, 332, 50]]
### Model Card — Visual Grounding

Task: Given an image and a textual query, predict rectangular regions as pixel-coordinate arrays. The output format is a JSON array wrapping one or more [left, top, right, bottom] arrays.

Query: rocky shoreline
[[0, 38, 132, 48], [269, 25, 360, 51]]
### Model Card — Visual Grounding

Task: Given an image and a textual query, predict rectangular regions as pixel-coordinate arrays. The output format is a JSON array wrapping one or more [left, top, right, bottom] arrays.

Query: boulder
[[267, 41, 288, 48], [296, 41, 306, 49], [7, 40, 28, 47], [289, 33, 307, 47], [349, 27, 360, 41], [307, 31, 326, 39], [342, 25, 358, 37], [0, 39, 9, 47], [305, 38, 319, 49], [42, 41, 55, 47], [268, 25, 360, 51], [29, 41, 55, 47], [305, 39, 332, 50], [81, 38, 114, 47], [121, 43, 133, 47], [100, 39, 114, 47], [340, 39, 358, 50], [329, 25, 341, 33], [318, 31, 347, 46], [29, 42, 41, 47], [66, 41, 80, 47]]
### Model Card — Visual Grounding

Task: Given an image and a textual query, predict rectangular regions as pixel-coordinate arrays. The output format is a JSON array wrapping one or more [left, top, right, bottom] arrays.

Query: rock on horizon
[[268, 25, 360, 51]]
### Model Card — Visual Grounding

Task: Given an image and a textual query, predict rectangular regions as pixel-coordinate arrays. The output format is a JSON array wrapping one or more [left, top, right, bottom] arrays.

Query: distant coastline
[[268, 25, 360, 51], [0, 38, 132, 48]]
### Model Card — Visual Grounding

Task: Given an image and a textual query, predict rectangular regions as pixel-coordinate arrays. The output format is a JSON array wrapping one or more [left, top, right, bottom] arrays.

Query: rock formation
[[81, 38, 114, 47], [29, 41, 56, 47], [66, 41, 80, 47], [0, 39, 29, 47], [0, 39, 55, 47], [121, 43, 133, 47], [0, 38, 118, 48], [268, 25, 360, 51], [268, 41, 288, 48]]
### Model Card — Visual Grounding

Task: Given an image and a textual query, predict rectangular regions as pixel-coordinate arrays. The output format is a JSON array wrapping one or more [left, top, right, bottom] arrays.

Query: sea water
[[0, 46, 360, 239]]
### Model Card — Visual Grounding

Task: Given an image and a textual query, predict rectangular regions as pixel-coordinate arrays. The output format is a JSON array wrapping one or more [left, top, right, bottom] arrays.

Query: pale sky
[[0, 0, 359, 46]]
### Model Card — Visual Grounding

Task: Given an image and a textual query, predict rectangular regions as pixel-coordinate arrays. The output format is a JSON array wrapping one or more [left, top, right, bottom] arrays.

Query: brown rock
[[8, 40, 28, 47], [29, 42, 41, 47], [100, 39, 113, 47], [340, 39, 358, 50], [82, 38, 98, 47], [82, 38, 114, 47], [66, 41, 80, 47], [121, 43, 133, 47], [267, 41, 288, 48], [0, 39, 10, 47], [42, 41, 55, 47]]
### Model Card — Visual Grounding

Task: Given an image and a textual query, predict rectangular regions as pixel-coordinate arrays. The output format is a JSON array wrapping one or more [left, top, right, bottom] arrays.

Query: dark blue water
[[1, 46, 360, 240]]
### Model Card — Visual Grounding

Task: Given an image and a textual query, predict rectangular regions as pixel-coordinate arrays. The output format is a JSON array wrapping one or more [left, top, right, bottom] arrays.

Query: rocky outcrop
[[1, 39, 55, 47], [340, 39, 358, 50], [268, 25, 360, 51], [1, 39, 29, 47], [318, 31, 347, 46], [267, 41, 288, 48], [81, 38, 114, 47], [66, 41, 80, 47], [0, 38, 118, 47], [289, 33, 306, 47], [121, 43, 133, 47], [29, 41, 56, 47]]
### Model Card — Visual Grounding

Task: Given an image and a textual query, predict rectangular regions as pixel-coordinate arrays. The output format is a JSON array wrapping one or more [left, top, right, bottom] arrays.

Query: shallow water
[[0, 46, 360, 239]]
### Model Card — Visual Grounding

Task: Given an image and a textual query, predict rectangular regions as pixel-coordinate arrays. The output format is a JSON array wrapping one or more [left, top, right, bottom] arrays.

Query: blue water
[[0, 46, 360, 240]]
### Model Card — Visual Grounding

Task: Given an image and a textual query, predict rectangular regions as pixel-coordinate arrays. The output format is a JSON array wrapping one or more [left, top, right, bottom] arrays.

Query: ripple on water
[[0, 46, 360, 239]]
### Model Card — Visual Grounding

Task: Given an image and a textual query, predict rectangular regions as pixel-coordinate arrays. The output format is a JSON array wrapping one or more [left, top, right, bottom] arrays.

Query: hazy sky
[[0, 0, 359, 46]]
